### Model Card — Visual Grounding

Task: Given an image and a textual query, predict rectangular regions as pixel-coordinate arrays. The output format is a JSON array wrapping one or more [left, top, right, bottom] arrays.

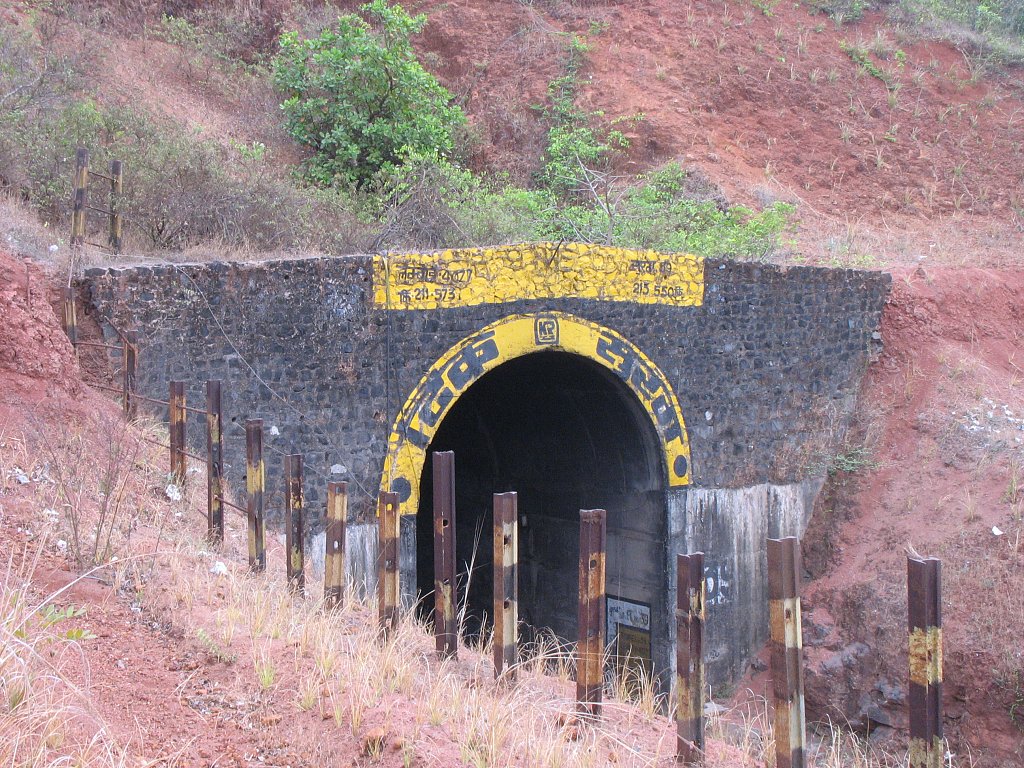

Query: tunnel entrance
[[415, 350, 666, 675]]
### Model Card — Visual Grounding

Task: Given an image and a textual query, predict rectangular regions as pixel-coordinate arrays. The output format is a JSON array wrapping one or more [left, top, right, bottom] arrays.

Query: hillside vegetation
[[0, 0, 1020, 266]]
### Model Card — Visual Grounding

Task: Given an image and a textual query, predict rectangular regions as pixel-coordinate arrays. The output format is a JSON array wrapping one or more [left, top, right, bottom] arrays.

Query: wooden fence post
[[109, 159, 123, 254], [767, 537, 807, 768], [206, 380, 223, 543], [169, 381, 186, 485], [908, 556, 943, 768], [285, 454, 304, 594], [493, 491, 518, 681], [378, 491, 400, 636], [325, 481, 347, 608], [245, 419, 265, 572], [70, 147, 88, 248], [577, 508, 607, 720], [61, 287, 77, 346], [433, 451, 457, 659], [122, 333, 137, 420], [677, 551, 706, 764]]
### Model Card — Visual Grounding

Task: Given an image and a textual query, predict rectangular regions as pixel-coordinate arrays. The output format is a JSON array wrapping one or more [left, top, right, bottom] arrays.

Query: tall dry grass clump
[[0, 548, 135, 766]]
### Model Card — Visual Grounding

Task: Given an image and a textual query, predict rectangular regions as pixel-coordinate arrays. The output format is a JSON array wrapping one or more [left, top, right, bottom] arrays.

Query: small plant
[[256, 659, 276, 690], [808, 445, 879, 476], [296, 674, 318, 711], [37, 603, 97, 642], [1005, 460, 1021, 505], [840, 39, 898, 90], [196, 627, 236, 664]]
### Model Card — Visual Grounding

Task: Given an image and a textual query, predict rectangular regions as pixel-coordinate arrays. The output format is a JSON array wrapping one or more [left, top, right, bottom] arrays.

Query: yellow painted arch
[[380, 312, 691, 516]]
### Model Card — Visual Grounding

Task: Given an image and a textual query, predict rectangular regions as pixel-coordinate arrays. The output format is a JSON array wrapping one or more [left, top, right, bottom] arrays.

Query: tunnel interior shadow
[[415, 350, 665, 668]]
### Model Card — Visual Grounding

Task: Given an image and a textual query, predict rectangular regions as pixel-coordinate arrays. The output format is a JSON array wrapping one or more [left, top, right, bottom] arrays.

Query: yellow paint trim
[[909, 626, 943, 686], [380, 312, 691, 516], [374, 243, 704, 310]]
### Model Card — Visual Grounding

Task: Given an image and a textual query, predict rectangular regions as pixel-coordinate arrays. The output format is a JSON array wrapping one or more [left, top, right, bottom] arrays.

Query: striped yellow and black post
[[325, 481, 347, 609], [108, 159, 123, 254], [433, 451, 458, 659], [577, 508, 607, 721], [123, 332, 137, 421], [205, 380, 224, 543], [378, 491, 400, 636], [61, 287, 77, 347], [908, 556, 942, 768], [284, 454, 305, 594], [493, 491, 518, 681], [169, 381, 186, 486], [70, 147, 88, 248], [245, 419, 266, 572], [676, 551, 706, 764], [767, 536, 806, 768]]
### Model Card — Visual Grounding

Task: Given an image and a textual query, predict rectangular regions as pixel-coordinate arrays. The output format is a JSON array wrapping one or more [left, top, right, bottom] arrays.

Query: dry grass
[[0, 408, 974, 767], [0, 547, 138, 766]]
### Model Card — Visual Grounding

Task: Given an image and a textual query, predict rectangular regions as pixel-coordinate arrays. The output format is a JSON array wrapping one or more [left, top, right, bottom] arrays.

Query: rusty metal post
[[577, 508, 607, 720], [169, 381, 186, 485], [108, 159, 123, 254], [325, 481, 347, 608], [245, 419, 265, 572], [908, 556, 943, 768], [205, 380, 223, 544], [432, 451, 457, 659], [767, 537, 807, 768], [676, 552, 706, 764], [377, 491, 400, 636], [493, 491, 518, 681], [61, 286, 77, 347], [284, 454, 304, 594], [70, 147, 88, 248], [122, 332, 137, 420]]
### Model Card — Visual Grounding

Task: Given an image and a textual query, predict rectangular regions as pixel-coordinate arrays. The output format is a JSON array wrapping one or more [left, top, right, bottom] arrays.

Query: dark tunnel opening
[[416, 350, 666, 673]]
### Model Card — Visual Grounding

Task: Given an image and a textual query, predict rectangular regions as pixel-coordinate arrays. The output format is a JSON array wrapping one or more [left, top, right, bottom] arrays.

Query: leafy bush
[[890, 0, 1024, 64], [0, 94, 372, 252], [370, 154, 793, 260], [534, 34, 634, 198], [271, 0, 466, 187]]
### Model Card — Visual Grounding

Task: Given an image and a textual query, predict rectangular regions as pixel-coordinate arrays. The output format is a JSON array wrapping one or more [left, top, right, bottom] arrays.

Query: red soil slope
[[407, 0, 1024, 264], [800, 267, 1024, 765]]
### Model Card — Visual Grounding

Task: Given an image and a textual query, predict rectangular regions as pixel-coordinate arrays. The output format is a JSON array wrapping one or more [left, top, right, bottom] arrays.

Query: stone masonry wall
[[82, 256, 889, 521]]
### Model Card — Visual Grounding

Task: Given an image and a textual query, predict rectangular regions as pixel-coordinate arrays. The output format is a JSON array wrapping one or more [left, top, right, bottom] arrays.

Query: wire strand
[[170, 265, 374, 503]]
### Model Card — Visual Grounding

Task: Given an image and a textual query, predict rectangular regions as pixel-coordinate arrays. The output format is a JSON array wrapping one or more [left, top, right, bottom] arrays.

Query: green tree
[[271, 0, 465, 187]]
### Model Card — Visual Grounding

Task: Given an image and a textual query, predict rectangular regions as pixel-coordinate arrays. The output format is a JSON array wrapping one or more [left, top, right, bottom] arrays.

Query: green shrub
[[368, 154, 793, 260], [271, 0, 466, 187], [0, 93, 372, 252], [891, 0, 1024, 65]]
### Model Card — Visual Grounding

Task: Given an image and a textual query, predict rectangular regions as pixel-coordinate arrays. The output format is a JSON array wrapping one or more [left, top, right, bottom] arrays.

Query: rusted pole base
[[432, 451, 457, 659], [577, 508, 607, 721], [378, 492, 400, 637], [325, 481, 347, 608], [908, 556, 943, 768], [493, 491, 518, 681], [767, 537, 806, 768], [284, 454, 304, 594], [676, 552, 705, 764]]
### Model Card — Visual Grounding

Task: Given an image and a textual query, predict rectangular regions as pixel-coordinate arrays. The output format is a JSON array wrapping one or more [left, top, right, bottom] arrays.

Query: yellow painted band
[[769, 597, 803, 649], [909, 627, 943, 686], [380, 312, 691, 515], [246, 459, 264, 495], [908, 736, 943, 767], [374, 243, 704, 310]]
